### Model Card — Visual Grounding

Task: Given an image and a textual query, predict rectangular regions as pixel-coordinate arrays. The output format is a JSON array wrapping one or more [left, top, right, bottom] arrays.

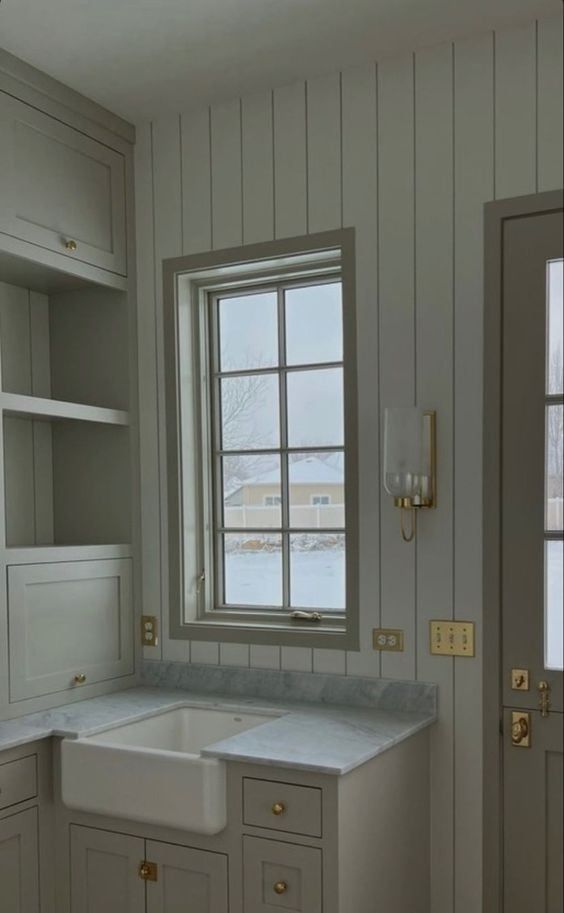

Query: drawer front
[[0, 755, 37, 811], [0, 92, 127, 276], [243, 836, 322, 913], [243, 778, 322, 838], [8, 559, 134, 701]]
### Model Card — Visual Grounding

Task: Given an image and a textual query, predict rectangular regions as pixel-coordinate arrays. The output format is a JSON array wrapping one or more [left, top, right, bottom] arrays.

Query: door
[[501, 205, 563, 911], [0, 808, 40, 913], [70, 825, 145, 913], [0, 92, 126, 275], [8, 559, 134, 701], [145, 840, 228, 913]]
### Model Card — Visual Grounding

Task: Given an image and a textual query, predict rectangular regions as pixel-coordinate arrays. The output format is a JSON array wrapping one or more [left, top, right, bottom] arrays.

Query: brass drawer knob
[[273, 881, 288, 895], [272, 802, 285, 816], [64, 239, 78, 251], [73, 673, 87, 685]]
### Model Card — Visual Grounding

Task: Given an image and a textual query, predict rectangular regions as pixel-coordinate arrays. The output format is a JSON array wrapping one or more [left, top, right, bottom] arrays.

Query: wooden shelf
[[0, 392, 129, 426]]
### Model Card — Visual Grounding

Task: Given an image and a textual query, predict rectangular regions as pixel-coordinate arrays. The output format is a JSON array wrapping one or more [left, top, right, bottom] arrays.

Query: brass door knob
[[273, 881, 288, 895], [272, 802, 285, 816], [73, 673, 87, 684], [511, 717, 529, 744], [64, 239, 78, 251]]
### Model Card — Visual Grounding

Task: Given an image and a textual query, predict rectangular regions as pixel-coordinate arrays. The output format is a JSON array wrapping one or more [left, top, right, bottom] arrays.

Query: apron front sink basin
[[61, 706, 275, 834]]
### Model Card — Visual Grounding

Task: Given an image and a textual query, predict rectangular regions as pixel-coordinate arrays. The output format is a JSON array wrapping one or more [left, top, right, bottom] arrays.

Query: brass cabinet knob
[[73, 673, 87, 684], [273, 881, 288, 895], [64, 239, 78, 251], [511, 717, 529, 744], [272, 802, 285, 816]]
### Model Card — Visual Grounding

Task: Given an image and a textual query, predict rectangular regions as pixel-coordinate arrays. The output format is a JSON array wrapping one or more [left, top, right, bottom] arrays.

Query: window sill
[[170, 616, 359, 651]]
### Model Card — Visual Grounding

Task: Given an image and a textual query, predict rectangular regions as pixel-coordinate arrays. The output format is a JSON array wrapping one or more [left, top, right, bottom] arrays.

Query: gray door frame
[[482, 187, 564, 913]]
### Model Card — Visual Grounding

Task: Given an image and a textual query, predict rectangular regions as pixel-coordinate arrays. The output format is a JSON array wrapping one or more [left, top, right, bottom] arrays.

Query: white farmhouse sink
[[61, 706, 275, 834]]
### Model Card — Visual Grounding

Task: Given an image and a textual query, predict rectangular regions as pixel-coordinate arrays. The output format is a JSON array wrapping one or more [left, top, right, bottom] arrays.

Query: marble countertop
[[0, 684, 436, 775]]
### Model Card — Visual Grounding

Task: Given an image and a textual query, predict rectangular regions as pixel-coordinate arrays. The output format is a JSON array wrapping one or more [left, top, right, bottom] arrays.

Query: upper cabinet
[[0, 92, 127, 277]]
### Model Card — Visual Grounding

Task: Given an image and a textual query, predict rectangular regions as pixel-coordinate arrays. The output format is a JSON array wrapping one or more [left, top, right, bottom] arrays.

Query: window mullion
[[278, 286, 291, 610]]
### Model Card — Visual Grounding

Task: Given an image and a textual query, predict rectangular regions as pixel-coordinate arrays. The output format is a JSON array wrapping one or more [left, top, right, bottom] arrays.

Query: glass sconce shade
[[384, 408, 434, 506]]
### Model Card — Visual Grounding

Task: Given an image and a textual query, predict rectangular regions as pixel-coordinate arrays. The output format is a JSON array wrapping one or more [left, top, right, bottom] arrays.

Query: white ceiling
[[0, 0, 559, 123]]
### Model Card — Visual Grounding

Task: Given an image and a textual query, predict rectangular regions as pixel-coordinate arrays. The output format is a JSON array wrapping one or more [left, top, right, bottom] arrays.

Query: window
[[164, 231, 359, 648], [545, 258, 563, 670]]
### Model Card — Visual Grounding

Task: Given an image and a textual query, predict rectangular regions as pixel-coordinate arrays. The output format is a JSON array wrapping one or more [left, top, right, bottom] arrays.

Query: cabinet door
[[0, 92, 126, 275], [70, 825, 144, 913], [8, 559, 134, 701], [145, 840, 228, 913], [0, 807, 40, 913], [243, 836, 322, 913]]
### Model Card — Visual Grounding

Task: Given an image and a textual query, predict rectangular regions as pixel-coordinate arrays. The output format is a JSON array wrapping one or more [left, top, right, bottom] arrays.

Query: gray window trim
[[163, 229, 359, 650]]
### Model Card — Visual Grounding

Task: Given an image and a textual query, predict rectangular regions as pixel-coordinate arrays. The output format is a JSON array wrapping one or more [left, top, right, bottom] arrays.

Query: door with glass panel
[[501, 206, 563, 913]]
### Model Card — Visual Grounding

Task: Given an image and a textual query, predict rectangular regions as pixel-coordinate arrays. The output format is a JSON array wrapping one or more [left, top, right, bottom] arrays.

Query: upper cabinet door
[[0, 92, 127, 276]]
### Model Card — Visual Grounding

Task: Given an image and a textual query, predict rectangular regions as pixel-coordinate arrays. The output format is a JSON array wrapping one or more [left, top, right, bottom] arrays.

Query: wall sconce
[[383, 408, 437, 542]]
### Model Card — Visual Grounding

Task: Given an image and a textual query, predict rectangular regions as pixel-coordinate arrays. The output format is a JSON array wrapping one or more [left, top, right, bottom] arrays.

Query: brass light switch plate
[[511, 668, 530, 690], [372, 629, 404, 652], [141, 615, 159, 647], [429, 621, 475, 657]]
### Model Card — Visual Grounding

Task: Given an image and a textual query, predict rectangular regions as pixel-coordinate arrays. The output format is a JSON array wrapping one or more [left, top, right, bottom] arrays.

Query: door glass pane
[[285, 282, 343, 365], [222, 455, 281, 528], [545, 539, 563, 670], [289, 533, 345, 611], [547, 259, 563, 395], [223, 533, 282, 606], [289, 452, 345, 528], [546, 405, 563, 532], [286, 368, 344, 448], [219, 293, 278, 372], [220, 374, 280, 450]]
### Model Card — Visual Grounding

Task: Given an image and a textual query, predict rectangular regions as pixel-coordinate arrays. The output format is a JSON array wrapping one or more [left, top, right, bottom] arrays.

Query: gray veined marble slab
[[141, 660, 437, 714], [0, 675, 437, 774]]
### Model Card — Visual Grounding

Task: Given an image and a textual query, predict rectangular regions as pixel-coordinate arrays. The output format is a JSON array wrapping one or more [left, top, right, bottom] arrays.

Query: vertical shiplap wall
[[135, 15, 563, 912]]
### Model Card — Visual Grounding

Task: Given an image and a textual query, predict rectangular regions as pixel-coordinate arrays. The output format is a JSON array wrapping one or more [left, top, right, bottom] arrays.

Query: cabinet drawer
[[8, 558, 134, 701], [0, 755, 37, 811], [243, 778, 322, 838], [243, 836, 322, 913], [0, 92, 127, 276]]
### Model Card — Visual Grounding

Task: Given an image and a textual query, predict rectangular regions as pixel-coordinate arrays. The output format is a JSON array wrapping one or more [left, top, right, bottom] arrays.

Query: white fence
[[225, 505, 345, 529]]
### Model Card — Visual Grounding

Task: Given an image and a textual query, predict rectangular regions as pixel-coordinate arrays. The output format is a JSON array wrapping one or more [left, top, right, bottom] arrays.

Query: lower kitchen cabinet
[[0, 807, 40, 913], [243, 835, 322, 913], [70, 825, 228, 913]]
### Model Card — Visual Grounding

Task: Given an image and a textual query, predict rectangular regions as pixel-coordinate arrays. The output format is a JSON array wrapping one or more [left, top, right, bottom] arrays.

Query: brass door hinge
[[139, 861, 158, 881]]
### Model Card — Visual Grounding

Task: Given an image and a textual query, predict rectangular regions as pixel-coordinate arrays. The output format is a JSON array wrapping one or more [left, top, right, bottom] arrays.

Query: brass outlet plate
[[141, 615, 159, 647], [511, 668, 530, 690], [372, 629, 404, 652], [429, 621, 475, 657]]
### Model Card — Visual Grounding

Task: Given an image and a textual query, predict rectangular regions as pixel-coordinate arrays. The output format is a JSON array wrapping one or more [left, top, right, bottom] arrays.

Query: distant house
[[225, 456, 344, 529]]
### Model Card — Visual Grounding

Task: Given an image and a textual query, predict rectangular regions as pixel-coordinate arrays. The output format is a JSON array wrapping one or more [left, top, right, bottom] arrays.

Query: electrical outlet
[[372, 628, 404, 652], [429, 620, 475, 657], [141, 615, 159, 647]]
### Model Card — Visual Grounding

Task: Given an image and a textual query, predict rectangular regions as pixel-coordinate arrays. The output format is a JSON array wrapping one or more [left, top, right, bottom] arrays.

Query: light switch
[[429, 620, 475, 657]]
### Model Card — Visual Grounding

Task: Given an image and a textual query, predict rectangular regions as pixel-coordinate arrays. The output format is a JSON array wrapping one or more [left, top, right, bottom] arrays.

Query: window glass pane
[[285, 283, 343, 365], [222, 455, 281, 528], [223, 533, 282, 607], [220, 374, 280, 450], [219, 293, 278, 372], [289, 533, 345, 611], [545, 539, 563, 670], [546, 405, 563, 532], [289, 452, 344, 528], [547, 259, 563, 395], [286, 368, 344, 448]]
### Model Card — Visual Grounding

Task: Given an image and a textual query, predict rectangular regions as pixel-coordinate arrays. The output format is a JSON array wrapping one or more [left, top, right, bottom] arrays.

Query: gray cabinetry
[[243, 835, 323, 913], [69, 826, 229, 913], [0, 92, 126, 276], [0, 807, 40, 913], [70, 825, 144, 913]]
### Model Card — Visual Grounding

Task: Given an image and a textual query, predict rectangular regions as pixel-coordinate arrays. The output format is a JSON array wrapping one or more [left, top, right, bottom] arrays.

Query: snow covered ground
[[224, 548, 345, 611]]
